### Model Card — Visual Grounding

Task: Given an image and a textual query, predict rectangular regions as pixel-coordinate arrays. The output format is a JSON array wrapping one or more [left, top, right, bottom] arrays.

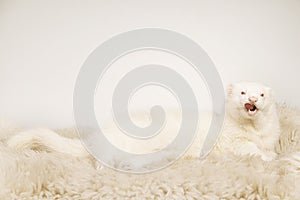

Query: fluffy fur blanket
[[0, 104, 300, 200]]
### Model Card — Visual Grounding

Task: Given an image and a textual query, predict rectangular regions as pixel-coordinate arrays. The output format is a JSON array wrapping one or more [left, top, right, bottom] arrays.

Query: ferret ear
[[227, 84, 234, 96], [266, 86, 274, 99]]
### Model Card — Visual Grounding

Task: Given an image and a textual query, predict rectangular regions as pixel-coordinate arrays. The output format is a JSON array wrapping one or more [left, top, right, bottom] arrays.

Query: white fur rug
[[0, 104, 300, 200]]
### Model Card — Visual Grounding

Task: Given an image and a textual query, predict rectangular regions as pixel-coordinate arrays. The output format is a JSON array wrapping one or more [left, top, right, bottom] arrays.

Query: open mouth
[[244, 103, 258, 115]]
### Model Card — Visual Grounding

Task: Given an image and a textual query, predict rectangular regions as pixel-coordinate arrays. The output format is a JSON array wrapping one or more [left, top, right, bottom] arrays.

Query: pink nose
[[248, 97, 258, 103]]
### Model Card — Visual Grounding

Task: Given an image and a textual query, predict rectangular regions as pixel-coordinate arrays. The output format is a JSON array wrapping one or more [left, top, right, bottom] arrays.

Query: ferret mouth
[[244, 103, 258, 115]]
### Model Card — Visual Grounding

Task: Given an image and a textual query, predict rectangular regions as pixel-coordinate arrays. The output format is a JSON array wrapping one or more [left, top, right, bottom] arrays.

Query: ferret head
[[226, 82, 274, 119]]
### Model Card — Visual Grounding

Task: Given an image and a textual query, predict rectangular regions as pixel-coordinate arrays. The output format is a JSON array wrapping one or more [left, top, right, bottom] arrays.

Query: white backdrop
[[0, 0, 299, 128]]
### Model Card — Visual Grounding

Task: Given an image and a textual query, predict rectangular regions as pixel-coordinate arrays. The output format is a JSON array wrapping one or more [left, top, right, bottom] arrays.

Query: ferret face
[[227, 82, 273, 119]]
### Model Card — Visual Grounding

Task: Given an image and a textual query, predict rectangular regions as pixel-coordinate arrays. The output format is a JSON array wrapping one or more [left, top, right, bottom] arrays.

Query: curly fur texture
[[0, 103, 300, 199]]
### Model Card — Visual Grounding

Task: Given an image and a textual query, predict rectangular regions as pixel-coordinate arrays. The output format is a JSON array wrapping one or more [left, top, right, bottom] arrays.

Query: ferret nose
[[248, 97, 258, 103]]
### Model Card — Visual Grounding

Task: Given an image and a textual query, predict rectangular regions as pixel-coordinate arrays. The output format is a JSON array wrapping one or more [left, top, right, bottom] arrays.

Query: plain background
[[0, 0, 299, 128]]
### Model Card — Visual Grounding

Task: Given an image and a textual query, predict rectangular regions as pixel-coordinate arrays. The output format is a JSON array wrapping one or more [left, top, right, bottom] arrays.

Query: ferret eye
[[260, 93, 264, 97], [241, 91, 246, 95]]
